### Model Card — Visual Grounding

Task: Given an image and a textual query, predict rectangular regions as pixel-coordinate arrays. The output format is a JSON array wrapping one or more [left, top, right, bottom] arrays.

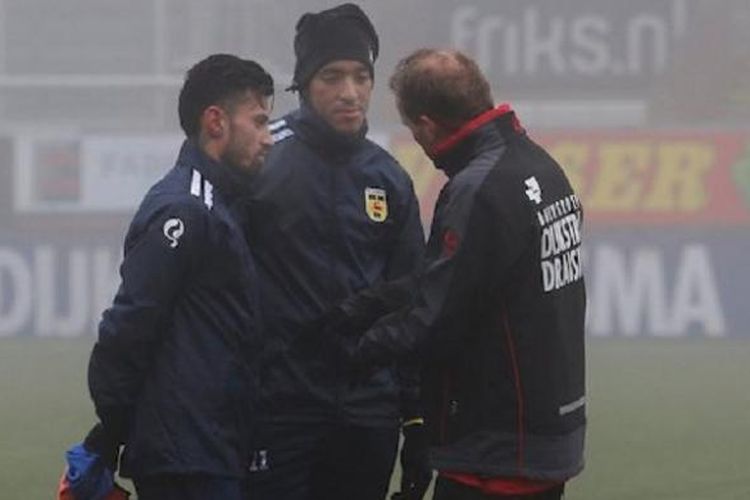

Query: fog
[[1, 0, 748, 339], [0, 1, 748, 498]]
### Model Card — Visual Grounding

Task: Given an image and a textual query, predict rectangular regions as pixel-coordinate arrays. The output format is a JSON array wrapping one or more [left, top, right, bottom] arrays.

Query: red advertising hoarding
[[390, 130, 750, 226]]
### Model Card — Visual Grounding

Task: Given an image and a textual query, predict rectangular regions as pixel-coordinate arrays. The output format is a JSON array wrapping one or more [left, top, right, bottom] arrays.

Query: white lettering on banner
[[0, 242, 731, 338], [0, 249, 33, 336], [590, 246, 670, 336], [92, 248, 120, 325], [524, 8, 566, 75], [14, 135, 182, 213], [36, 247, 88, 337], [671, 246, 726, 336], [82, 136, 182, 211], [451, 1, 686, 79], [589, 244, 726, 337], [0, 246, 119, 337], [570, 16, 609, 75]]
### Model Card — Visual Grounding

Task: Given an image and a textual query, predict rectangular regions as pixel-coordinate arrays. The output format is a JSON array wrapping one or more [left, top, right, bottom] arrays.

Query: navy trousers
[[134, 474, 244, 500], [247, 421, 399, 500]]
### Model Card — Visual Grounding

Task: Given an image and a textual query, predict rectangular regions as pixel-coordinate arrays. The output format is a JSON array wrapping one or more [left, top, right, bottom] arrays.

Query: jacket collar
[[290, 102, 368, 159], [430, 104, 524, 178], [177, 139, 253, 203]]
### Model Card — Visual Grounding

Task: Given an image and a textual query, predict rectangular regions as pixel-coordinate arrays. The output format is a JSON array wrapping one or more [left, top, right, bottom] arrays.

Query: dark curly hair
[[178, 54, 274, 137]]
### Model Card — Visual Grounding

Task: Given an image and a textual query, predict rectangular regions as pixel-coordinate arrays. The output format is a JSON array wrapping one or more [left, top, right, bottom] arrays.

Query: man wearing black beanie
[[245, 3, 429, 500]]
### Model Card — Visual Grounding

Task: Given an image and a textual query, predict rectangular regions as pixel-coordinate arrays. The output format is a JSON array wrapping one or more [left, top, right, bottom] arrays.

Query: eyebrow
[[319, 68, 345, 76], [320, 67, 370, 77]]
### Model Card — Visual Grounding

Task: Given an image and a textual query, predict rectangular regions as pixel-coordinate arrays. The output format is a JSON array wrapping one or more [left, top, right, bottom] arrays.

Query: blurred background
[[0, 1, 748, 498]]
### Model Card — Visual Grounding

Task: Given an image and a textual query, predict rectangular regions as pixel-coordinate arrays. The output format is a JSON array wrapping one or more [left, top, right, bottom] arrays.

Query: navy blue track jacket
[[88, 141, 262, 479], [247, 104, 424, 426], [357, 106, 587, 481]]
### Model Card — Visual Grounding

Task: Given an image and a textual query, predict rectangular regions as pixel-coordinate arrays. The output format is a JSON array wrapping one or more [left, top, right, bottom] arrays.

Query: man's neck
[[197, 135, 223, 164]]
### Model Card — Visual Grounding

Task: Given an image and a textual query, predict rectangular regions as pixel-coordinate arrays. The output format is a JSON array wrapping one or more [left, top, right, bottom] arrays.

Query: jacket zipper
[[330, 161, 344, 419]]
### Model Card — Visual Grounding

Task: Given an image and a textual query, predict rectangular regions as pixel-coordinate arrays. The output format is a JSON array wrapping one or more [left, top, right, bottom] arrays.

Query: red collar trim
[[430, 104, 515, 158], [441, 472, 562, 495]]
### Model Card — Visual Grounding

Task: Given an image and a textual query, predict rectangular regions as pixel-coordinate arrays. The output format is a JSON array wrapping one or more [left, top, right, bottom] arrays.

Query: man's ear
[[201, 105, 226, 139], [416, 114, 444, 144]]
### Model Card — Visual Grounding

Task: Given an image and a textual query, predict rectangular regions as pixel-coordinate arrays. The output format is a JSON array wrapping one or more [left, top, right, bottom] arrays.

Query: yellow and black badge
[[365, 187, 388, 223]]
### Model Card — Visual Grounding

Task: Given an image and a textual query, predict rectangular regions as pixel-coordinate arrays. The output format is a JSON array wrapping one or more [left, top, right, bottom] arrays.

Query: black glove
[[395, 419, 432, 500], [319, 300, 374, 340], [323, 276, 417, 339], [338, 335, 381, 390], [82, 422, 121, 472]]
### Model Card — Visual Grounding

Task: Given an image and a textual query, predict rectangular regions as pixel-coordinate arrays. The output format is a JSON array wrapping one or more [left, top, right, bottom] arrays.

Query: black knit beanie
[[289, 3, 379, 91]]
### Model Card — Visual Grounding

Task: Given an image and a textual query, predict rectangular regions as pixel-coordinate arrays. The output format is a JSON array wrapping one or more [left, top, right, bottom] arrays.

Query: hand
[[319, 300, 373, 339], [397, 420, 432, 500], [321, 276, 415, 339], [82, 422, 121, 472], [339, 336, 378, 389]]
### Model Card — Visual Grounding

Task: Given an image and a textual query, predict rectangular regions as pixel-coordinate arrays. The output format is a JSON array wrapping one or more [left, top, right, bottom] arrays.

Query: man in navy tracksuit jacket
[[351, 50, 587, 499], [245, 4, 428, 500], [86, 54, 274, 500]]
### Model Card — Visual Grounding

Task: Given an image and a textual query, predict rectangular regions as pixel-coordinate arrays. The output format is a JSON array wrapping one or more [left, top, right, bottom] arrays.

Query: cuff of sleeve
[[96, 406, 132, 444], [402, 416, 425, 428]]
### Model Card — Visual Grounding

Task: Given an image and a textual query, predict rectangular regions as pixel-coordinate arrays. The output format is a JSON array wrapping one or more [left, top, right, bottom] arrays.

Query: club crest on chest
[[364, 187, 388, 223]]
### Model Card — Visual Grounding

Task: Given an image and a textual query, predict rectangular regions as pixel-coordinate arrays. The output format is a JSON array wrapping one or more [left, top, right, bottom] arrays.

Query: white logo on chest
[[524, 176, 542, 205]]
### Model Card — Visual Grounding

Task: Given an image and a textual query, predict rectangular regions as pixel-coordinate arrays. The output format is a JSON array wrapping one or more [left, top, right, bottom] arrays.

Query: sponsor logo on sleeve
[[442, 228, 460, 257], [163, 218, 184, 248], [537, 194, 584, 292], [249, 449, 269, 472]]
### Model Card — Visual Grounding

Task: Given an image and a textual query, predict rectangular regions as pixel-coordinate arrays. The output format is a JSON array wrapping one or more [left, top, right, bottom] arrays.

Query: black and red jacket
[[357, 105, 586, 481]]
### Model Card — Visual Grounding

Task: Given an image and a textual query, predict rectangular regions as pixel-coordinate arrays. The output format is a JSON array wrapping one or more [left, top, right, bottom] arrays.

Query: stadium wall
[[1, 129, 748, 338]]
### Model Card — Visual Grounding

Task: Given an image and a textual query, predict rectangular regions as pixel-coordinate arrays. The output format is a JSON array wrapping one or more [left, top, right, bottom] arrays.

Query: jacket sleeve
[[386, 180, 425, 421], [356, 177, 530, 368], [385, 180, 425, 280], [88, 198, 207, 441]]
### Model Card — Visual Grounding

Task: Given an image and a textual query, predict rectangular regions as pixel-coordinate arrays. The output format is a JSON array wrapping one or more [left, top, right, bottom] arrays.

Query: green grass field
[[1, 338, 749, 499]]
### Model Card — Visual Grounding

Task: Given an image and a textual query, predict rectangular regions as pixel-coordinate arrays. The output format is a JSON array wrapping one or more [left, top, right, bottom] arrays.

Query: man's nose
[[339, 77, 358, 101]]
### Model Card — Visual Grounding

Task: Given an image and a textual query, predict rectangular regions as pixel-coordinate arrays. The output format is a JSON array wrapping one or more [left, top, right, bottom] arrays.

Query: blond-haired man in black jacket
[[351, 49, 587, 500]]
